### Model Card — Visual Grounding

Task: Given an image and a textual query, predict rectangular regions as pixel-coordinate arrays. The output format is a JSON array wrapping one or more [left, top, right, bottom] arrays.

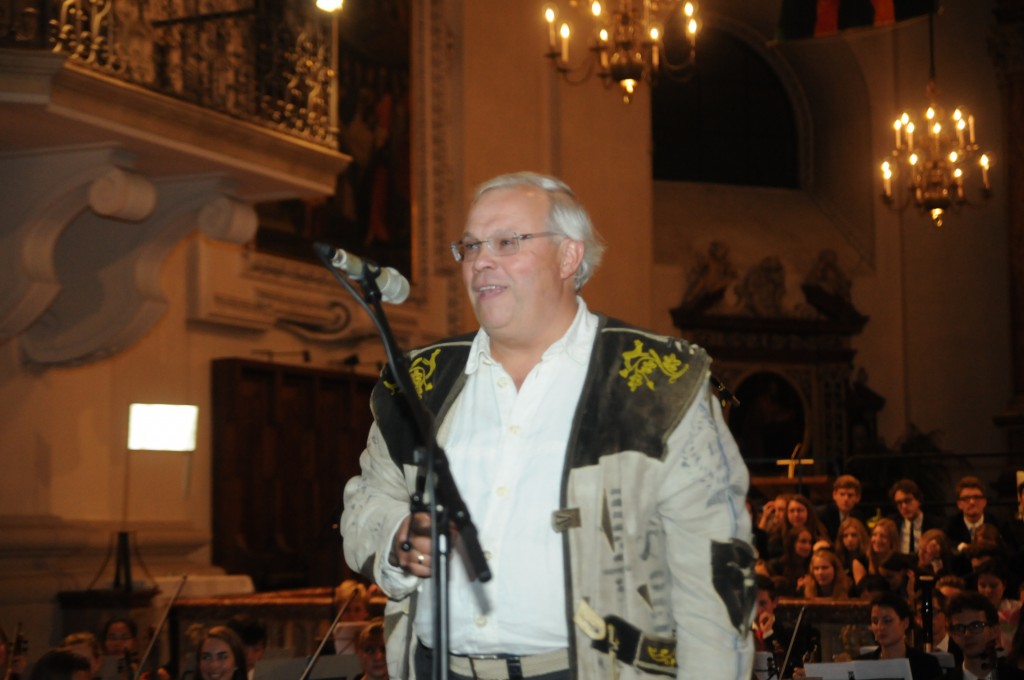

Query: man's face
[[833, 487, 860, 513], [949, 610, 998, 659], [957, 486, 987, 522], [892, 490, 921, 520], [460, 187, 576, 348]]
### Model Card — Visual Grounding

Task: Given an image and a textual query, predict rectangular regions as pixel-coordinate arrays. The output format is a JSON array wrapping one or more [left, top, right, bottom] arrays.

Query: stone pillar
[[990, 0, 1024, 449]]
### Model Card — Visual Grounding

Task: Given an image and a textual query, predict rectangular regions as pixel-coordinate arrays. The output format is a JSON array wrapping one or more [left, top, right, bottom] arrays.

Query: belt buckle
[[504, 657, 524, 680]]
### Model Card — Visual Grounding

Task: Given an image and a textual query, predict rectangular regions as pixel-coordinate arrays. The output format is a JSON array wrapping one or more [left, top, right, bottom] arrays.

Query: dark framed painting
[[256, 0, 412, 276]]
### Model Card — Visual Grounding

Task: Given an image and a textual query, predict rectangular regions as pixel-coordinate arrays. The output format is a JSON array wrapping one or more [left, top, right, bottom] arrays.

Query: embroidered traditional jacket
[[341, 315, 755, 679]]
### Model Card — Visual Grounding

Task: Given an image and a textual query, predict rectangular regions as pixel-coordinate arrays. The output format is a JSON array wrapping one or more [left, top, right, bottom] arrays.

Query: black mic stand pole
[[315, 244, 490, 680]]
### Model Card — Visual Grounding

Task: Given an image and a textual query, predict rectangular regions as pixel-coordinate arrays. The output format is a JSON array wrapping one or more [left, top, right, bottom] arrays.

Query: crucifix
[[776, 443, 813, 482]]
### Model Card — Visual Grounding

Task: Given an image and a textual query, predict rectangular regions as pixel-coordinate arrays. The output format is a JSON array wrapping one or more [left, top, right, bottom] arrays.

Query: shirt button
[[496, 486, 509, 498], [475, 615, 487, 628], [509, 424, 521, 436], [497, 377, 509, 388], [484, 550, 492, 561]]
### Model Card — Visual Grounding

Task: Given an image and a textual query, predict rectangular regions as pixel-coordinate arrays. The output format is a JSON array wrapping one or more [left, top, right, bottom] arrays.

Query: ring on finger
[[416, 553, 425, 565]]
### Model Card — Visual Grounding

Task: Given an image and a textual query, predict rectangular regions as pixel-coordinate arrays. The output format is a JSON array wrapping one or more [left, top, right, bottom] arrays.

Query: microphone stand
[[315, 244, 490, 680]]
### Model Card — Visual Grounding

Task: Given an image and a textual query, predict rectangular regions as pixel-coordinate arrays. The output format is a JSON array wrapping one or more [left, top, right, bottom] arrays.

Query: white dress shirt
[[409, 300, 597, 655]]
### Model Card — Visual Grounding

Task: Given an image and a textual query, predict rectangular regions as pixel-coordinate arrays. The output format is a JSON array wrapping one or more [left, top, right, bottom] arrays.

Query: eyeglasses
[[894, 497, 917, 506], [951, 621, 989, 635], [450, 231, 560, 262], [958, 494, 985, 502]]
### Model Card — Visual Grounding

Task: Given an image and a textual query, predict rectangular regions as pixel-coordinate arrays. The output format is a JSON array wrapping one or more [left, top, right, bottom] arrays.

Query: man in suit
[[943, 591, 1024, 679], [944, 476, 1018, 576], [819, 474, 869, 542], [889, 478, 943, 555]]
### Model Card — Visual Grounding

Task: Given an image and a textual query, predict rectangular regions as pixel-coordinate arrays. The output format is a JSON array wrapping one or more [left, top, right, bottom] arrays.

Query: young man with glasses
[[888, 478, 943, 556], [944, 477, 1014, 576], [341, 172, 755, 679], [945, 592, 1024, 679]]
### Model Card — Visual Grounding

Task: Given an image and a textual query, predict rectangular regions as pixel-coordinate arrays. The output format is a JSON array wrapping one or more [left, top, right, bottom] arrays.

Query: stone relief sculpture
[[735, 256, 786, 317], [680, 240, 737, 313]]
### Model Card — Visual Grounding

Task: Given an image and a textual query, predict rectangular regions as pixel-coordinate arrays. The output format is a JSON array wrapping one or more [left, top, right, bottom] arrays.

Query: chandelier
[[879, 14, 991, 227], [542, 1, 699, 104]]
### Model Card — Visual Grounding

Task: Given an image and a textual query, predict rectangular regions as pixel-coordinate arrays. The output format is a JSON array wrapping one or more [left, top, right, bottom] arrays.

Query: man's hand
[[389, 512, 433, 576]]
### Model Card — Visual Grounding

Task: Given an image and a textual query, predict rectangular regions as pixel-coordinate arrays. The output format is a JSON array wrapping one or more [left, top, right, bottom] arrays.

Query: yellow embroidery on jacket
[[383, 348, 441, 398], [618, 339, 689, 392]]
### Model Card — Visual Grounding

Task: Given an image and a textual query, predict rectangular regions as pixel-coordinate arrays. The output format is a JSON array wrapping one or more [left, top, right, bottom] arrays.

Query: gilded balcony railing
[[2, 0, 337, 148]]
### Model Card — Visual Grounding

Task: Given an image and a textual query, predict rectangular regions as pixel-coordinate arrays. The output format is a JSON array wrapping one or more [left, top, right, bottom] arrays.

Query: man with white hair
[[341, 172, 755, 679]]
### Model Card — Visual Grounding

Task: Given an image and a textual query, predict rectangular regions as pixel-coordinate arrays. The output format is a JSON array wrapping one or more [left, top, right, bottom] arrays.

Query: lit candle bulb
[[954, 168, 964, 200], [980, 154, 990, 189], [956, 118, 966, 147], [881, 161, 893, 198], [894, 119, 903, 149], [544, 6, 557, 53], [968, 114, 976, 145], [560, 22, 570, 63], [906, 122, 915, 151]]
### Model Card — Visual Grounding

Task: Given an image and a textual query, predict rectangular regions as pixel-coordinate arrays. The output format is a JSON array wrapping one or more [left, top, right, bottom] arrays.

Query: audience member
[[946, 477, 1008, 576], [333, 579, 372, 655], [60, 633, 103, 680], [856, 574, 892, 601], [195, 627, 247, 680], [819, 475, 869, 543], [878, 552, 917, 603], [100, 618, 138, 657], [972, 560, 1021, 654], [788, 494, 829, 541], [1007, 603, 1024, 673], [937, 575, 967, 601], [354, 619, 387, 680], [758, 494, 791, 559], [767, 526, 815, 596], [29, 650, 92, 680], [918, 528, 954, 578], [889, 479, 944, 556], [868, 517, 900, 577], [946, 591, 1024, 679], [803, 549, 852, 600], [224, 615, 266, 680], [752, 574, 818, 679], [861, 592, 943, 680], [836, 517, 870, 585]]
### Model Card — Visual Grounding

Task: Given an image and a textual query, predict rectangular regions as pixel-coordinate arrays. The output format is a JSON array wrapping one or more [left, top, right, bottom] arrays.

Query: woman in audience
[[333, 579, 372, 655], [860, 592, 943, 680], [916, 528, 953, 578], [762, 493, 793, 559], [101, 617, 138, 657], [973, 560, 1021, 654], [803, 548, 852, 600], [836, 517, 870, 585], [868, 517, 899, 577], [768, 526, 815, 596], [196, 627, 247, 680]]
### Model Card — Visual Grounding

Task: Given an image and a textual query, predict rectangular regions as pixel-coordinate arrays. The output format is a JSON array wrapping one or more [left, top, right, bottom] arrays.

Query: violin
[[3, 624, 28, 680]]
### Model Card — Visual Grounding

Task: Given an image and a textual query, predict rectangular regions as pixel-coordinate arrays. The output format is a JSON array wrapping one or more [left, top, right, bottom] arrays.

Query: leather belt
[[447, 648, 570, 680]]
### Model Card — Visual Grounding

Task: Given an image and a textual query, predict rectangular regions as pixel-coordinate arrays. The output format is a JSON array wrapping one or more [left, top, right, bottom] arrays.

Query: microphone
[[314, 242, 411, 304]]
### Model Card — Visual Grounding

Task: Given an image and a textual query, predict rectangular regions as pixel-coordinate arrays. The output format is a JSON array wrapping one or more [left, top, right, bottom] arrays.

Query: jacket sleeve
[[340, 421, 420, 599], [657, 383, 755, 679]]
